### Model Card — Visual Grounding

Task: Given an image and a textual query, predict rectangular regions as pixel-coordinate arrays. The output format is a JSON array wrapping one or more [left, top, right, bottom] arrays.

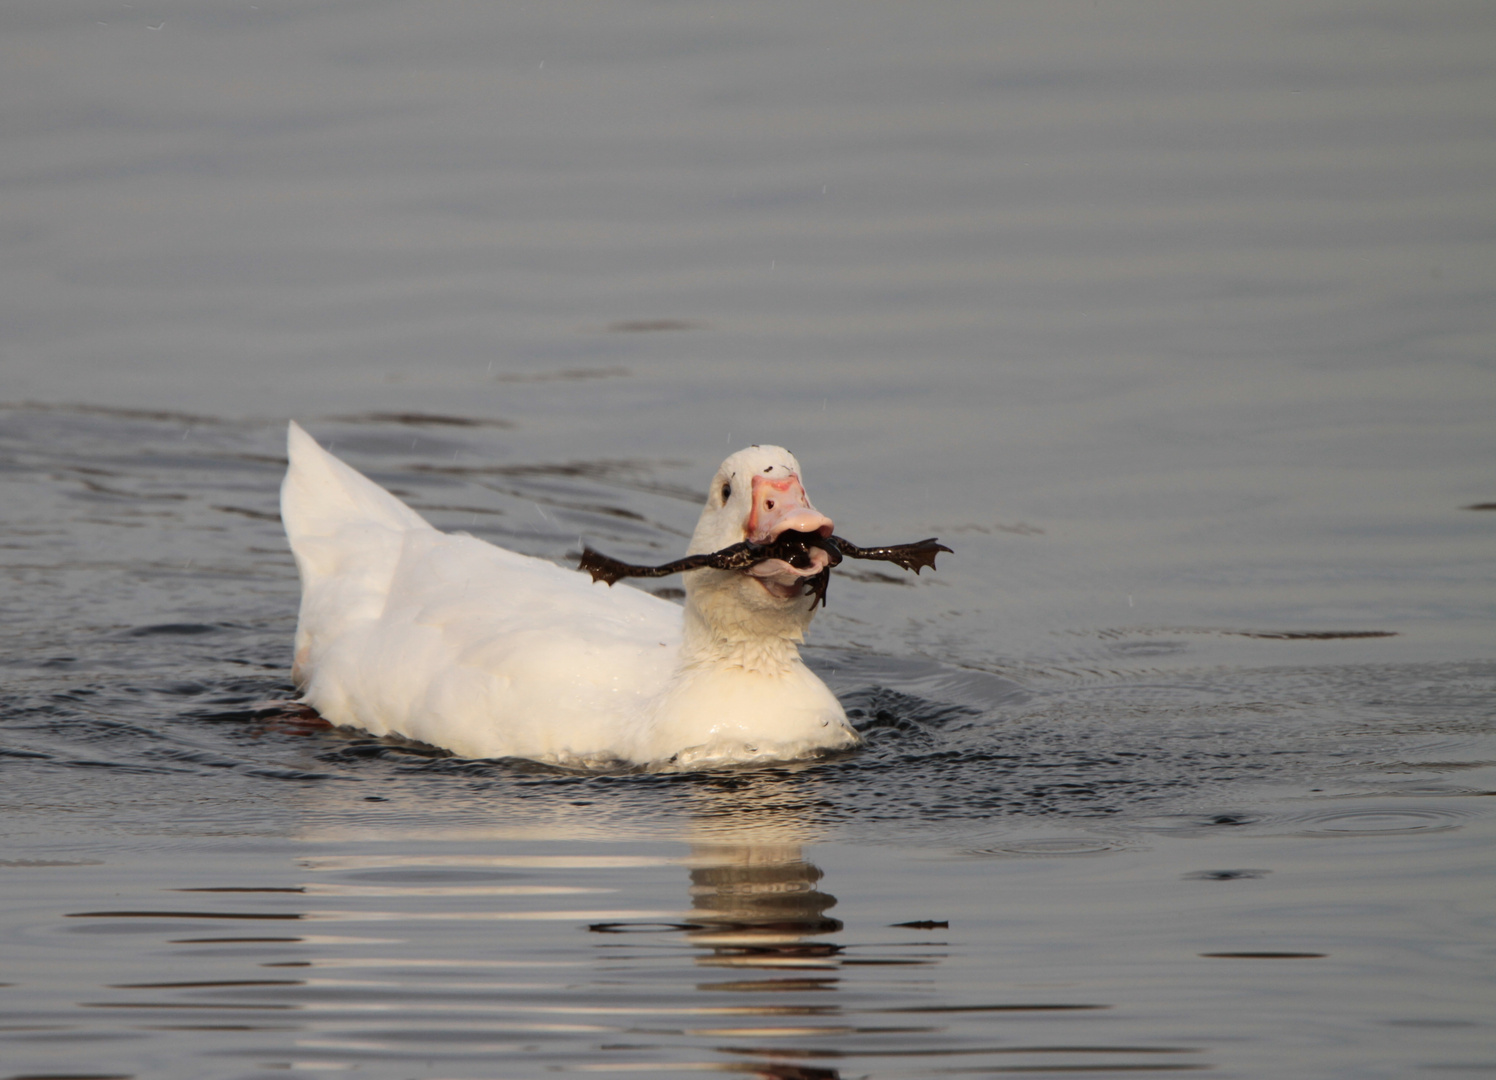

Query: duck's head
[[683, 445, 835, 648]]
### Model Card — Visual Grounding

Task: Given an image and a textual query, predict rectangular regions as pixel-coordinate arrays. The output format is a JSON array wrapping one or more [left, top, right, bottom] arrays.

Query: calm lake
[[2, 2, 1494, 1078]]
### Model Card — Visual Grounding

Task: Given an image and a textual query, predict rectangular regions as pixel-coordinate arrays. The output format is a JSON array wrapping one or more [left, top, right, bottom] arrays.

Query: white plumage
[[281, 422, 859, 768]]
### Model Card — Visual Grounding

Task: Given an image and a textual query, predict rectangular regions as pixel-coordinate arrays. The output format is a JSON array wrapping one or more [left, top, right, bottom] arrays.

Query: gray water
[[3, 2, 1495, 1078]]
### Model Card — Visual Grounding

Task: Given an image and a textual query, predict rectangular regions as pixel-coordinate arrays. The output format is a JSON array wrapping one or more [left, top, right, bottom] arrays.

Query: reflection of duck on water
[[674, 774, 844, 980], [585, 840, 848, 1079], [687, 844, 843, 981], [592, 775, 879, 1079], [686, 844, 848, 1080]]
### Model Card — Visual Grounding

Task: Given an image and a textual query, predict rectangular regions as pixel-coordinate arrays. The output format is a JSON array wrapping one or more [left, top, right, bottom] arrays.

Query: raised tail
[[281, 421, 434, 684], [282, 421, 430, 543]]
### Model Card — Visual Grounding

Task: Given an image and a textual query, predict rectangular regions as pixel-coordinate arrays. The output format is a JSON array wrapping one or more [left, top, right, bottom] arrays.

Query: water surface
[[3, 2, 1494, 1077]]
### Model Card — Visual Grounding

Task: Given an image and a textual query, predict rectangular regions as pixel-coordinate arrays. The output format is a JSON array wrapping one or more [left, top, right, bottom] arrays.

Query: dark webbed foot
[[825, 535, 951, 574], [577, 547, 643, 586]]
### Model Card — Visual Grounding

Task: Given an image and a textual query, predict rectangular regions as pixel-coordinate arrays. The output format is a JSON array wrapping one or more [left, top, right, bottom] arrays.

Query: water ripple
[[1128, 803, 1480, 838]]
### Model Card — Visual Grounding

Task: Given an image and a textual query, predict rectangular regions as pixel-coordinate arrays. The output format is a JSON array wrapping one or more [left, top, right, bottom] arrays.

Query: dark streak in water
[[837, 568, 914, 586], [865, 1067, 1207, 1074], [698, 978, 841, 993], [720, 1043, 1204, 1058], [2, 399, 222, 425], [329, 411, 515, 429], [212, 504, 281, 522], [68, 911, 303, 920], [170, 937, 303, 944], [126, 623, 223, 637], [841, 958, 937, 966], [886, 1004, 1110, 1013], [81, 1002, 297, 1010], [141, 1024, 298, 1031], [491, 365, 631, 382], [108, 979, 304, 989], [606, 319, 702, 332], [1199, 951, 1326, 959], [1235, 630, 1398, 641], [0, 858, 103, 867]]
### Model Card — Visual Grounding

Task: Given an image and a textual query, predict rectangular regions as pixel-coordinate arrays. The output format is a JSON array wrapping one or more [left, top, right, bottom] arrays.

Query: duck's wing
[[337, 528, 681, 760], [280, 423, 683, 762]]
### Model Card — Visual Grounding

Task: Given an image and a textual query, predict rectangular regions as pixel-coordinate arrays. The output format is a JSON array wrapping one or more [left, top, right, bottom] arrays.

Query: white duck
[[281, 422, 859, 768]]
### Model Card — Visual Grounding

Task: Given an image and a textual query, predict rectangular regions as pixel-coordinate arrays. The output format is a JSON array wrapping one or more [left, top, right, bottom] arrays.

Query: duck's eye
[[721, 482, 732, 502]]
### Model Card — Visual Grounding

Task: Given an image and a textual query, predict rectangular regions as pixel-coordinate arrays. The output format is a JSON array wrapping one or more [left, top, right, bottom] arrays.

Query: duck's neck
[[679, 581, 813, 676]]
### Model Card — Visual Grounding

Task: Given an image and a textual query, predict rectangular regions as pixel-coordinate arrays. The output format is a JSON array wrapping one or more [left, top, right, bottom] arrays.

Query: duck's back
[[281, 423, 682, 763]]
